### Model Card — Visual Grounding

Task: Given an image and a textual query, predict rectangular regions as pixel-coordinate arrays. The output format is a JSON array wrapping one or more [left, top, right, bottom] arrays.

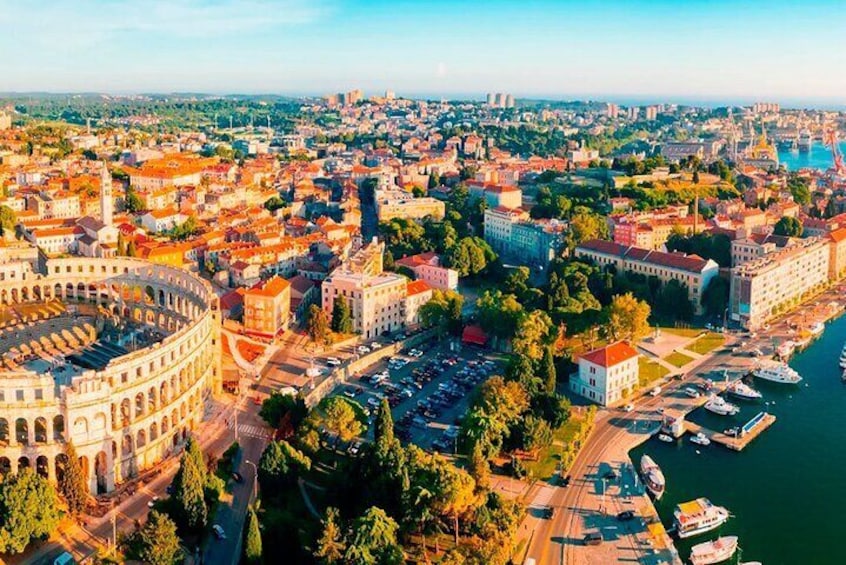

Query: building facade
[[243, 276, 291, 338], [569, 341, 640, 406]]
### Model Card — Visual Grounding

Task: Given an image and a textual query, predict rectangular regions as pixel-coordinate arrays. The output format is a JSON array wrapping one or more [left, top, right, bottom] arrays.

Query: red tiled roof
[[577, 239, 713, 273], [579, 341, 638, 368], [406, 279, 432, 296]]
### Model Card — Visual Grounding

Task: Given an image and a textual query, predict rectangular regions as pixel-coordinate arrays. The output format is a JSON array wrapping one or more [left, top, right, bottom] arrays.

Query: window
[[16, 390, 23, 401], [35, 389, 43, 400]]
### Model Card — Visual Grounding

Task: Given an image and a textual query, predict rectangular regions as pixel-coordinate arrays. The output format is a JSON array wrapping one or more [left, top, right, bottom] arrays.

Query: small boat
[[658, 434, 674, 443], [753, 362, 802, 384], [689, 536, 738, 564], [839, 349, 846, 369], [640, 455, 666, 500], [842, 369, 846, 383], [723, 427, 739, 436], [809, 321, 825, 336], [684, 387, 701, 398], [673, 498, 730, 539], [704, 395, 740, 416], [727, 381, 762, 401], [690, 432, 711, 446]]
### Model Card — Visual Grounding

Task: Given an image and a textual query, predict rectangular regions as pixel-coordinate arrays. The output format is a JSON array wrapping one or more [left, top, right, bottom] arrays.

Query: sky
[[3, 0, 846, 104]]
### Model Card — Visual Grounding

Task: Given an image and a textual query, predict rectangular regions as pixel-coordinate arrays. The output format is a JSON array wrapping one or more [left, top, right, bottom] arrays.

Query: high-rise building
[[505, 94, 515, 108], [385, 90, 396, 101], [752, 102, 780, 114], [486, 93, 496, 107], [645, 105, 658, 120], [627, 106, 640, 120], [605, 103, 619, 118]]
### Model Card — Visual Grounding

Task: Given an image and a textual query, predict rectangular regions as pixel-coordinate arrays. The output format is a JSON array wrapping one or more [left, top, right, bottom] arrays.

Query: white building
[[570, 341, 640, 406], [395, 252, 458, 291]]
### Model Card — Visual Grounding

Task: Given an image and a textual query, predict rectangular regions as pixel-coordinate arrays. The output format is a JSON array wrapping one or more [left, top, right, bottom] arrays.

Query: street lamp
[[244, 459, 258, 501]]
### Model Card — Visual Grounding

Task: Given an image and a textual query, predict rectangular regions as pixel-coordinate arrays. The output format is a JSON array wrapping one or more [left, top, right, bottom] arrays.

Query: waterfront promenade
[[520, 279, 846, 564]]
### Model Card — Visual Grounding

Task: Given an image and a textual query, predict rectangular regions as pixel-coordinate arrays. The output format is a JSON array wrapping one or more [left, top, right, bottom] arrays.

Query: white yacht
[[690, 432, 711, 446], [704, 395, 740, 416], [839, 344, 846, 368], [753, 362, 802, 384], [727, 381, 762, 401], [689, 536, 739, 564], [673, 498, 730, 539], [640, 455, 665, 500]]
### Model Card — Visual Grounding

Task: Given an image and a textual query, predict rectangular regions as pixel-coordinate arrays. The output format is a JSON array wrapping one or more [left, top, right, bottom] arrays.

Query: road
[[523, 345, 739, 565]]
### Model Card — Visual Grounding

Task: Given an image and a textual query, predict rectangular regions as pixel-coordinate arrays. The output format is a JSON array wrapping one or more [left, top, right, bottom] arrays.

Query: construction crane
[[823, 127, 846, 176]]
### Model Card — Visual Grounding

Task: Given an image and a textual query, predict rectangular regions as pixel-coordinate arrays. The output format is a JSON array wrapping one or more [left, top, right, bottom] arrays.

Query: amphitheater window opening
[[15, 418, 28, 445], [0, 418, 8, 444], [135, 393, 145, 417], [161, 416, 169, 434], [95, 451, 108, 494], [53, 415, 64, 441], [158, 289, 165, 306], [150, 422, 158, 440], [54, 454, 68, 484], [79, 456, 90, 484], [34, 417, 47, 444], [73, 416, 89, 437], [17, 456, 30, 470], [77, 283, 85, 299], [21, 287, 29, 301], [172, 434, 179, 448], [36, 456, 49, 479], [148, 387, 157, 411], [144, 285, 154, 304], [0, 289, 7, 304], [133, 286, 142, 302], [120, 398, 131, 427], [65, 283, 74, 299], [0, 457, 10, 477], [121, 434, 133, 456], [10, 288, 18, 303], [137, 430, 146, 448]]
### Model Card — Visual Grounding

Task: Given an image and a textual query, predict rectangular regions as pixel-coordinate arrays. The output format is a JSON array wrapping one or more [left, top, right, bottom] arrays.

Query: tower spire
[[100, 162, 113, 226]]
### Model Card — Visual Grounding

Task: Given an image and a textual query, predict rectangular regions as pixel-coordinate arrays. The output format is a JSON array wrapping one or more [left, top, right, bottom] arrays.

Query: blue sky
[[2, 0, 846, 103]]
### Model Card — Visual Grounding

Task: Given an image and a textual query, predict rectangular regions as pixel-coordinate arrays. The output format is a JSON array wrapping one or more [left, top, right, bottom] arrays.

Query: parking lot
[[332, 340, 502, 454]]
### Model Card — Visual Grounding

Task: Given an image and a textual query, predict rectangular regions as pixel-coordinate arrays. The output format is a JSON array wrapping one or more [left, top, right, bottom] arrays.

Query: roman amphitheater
[[0, 249, 221, 494]]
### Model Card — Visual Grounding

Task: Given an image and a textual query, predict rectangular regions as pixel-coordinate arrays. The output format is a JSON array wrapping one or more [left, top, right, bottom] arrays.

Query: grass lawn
[[638, 357, 670, 388], [523, 417, 584, 480], [664, 351, 695, 368], [687, 332, 726, 355], [660, 326, 703, 338]]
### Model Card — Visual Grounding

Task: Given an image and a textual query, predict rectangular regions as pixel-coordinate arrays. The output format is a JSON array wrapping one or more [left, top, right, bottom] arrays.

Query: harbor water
[[777, 141, 846, 171], [631, 314, 846, 564]]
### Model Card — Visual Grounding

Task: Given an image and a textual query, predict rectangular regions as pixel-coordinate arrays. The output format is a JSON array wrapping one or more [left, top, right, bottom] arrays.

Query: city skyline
[[5, 0, 846, 103]]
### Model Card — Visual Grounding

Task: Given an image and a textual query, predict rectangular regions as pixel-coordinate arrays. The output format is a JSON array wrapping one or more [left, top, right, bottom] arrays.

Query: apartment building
[[243, 276, 291, 339], [395, 252, 458, 290], [569, 341, 640, 406], [730, 233, 794, 267], [575, 239, 719, 314], [828, 228, 846, 280], [729, 237, 830, 330], [484, 207, 566, 270], [467, 181, 522, 209]]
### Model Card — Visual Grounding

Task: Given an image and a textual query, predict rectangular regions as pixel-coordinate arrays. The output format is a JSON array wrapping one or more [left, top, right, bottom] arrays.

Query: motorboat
[[753, 362, 802, 384], [673, 498, 730, 539], [658, 434, 674, 443], [689, 536, 739, 564], [690, 432, 711, 446], [839, 344, 846, 368], [723, 427, 739, 437], [704, 395, 740, 416], [640, 454, 665, 500], [809, 321, 825, 336], [727, 381, 762, 401]]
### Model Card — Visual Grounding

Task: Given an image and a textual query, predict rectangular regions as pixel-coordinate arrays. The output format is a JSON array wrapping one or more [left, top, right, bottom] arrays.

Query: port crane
[[823, 127, 846, 176]]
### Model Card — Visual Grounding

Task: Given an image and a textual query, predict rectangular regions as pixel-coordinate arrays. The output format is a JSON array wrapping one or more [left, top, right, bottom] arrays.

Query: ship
[[639, 454, 665, 500], [727, 381, 762, 401], [689, 536, 739, 564], [673, 498, 730, 538], [704, 395, 740, 416], [753, 362, 802, 384], [798, 129, 813, 153]]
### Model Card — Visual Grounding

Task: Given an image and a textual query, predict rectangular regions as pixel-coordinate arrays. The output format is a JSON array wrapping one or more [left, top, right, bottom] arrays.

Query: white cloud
[[0, 0, 331, 47]]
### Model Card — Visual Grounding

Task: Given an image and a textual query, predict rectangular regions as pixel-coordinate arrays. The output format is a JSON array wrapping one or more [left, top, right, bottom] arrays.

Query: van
[[650, 386, 661, 397], [54, 552, 75, 565]]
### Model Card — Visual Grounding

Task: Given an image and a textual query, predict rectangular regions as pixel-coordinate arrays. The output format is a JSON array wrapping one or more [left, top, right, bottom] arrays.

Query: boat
[[684, 387, 701, 398], [690, 432, 711, 446], [727, 381, 762, 401], [689, 536, 739, 564], [839, 345, 846, 368], [798, 129, 813, 152], [753, 362, 802, 384], [658, 433, 674, 443], [723, 427, 739, 437], [674, 498, 730, 539], [809, 321, 825, 336], [842, 369, 846, 382], [640, 455, 666, 500], [704, 395, 739, 416]]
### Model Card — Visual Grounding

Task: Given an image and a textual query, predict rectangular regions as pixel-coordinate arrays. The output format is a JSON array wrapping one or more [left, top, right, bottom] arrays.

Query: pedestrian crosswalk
[[227, 422, 271, 440]]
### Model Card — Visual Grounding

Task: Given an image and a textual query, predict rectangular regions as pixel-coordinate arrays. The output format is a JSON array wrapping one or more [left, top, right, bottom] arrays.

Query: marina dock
[[683, 412, 776, 451]]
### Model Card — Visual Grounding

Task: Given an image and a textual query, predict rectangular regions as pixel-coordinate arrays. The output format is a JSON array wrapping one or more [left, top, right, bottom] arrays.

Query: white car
[[326, 357, 341, 367], [357, 345, 371, 354], [370, 342, 382, 349], [212, 524, 226, 540], [623, 403, 634, 412], [649, 386, 661, 397]]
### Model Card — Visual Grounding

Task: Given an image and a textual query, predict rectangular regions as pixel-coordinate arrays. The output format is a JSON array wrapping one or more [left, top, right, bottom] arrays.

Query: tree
[[540, 346, 557, 394], [373, 398, 395, 459], [787, 172, 811, 205], [512, 310, 553, 362], [468, 443, 490, 490], [124, 185, 144, 213], [476, 290, 523, 344], [307, 305, 331, 346], [692, 170, 700, 184], [567, 207, 609, 249], [419, 289, 464, 337], [701, 276, 730, 318], [517, 415, 553, 453], [264, 195, 287, 212], [173, 437, 207, 531], [243, 506, 263, 565], [258, 440, 311, 490], [444, 237, 493, 277], [0, 469, 60, 554], [0, 205, 16, 237], [606, 292, 651, 341], [137, 510, 182, 565], [259, 390, 306, 428], [314, 507, 345, 564], [345, 507, 404, 564], [59, 441, 88, 516], [330, 298, 353, 334], [773, 216, 803, 237]]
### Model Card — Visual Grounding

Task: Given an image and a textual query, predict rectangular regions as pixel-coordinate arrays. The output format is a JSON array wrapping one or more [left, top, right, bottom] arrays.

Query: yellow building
[[243, 276, 291, 338]]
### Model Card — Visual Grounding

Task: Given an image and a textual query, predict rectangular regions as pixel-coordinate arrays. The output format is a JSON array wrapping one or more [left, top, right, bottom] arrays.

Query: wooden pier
[[683, 412, 776, 451]]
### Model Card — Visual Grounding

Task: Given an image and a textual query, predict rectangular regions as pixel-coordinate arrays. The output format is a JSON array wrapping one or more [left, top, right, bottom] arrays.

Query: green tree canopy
[[243, 506, 263, 565], [307, 304, 331, 345], [605, 292, 651, 342], [773, 216, 803, 237], [330, 298, 353, 334], [58, 441, 89, 515], [0, 469, 61, 554], [173, 437, 208, 531], [137, 510, 183, 565]]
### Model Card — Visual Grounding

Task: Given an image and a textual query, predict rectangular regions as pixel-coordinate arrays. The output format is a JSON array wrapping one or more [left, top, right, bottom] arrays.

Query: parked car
[[232, 471, 244, 483], [617, 510, 636, 521], [357, 345, 371, 354], [370, 342, 382, 349], [583, 532, 602, 546], [326, 357, 341, 366], [543, 506, 555, 519], [623, 403, 634, 412]]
